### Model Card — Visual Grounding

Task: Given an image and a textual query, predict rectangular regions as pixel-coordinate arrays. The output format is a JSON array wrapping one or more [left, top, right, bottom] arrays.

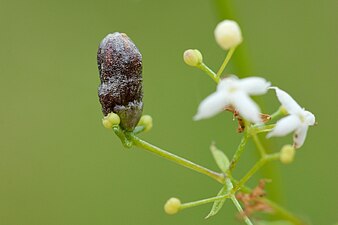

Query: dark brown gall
[[97, 32, 143, 131]]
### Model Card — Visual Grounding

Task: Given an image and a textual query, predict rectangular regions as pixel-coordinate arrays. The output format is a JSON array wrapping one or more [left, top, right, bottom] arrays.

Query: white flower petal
[[267, 115, 301, 138], [303, 110, 316, 126], [239, 77, 271, 95], [217, 76, 239, 92], [293, 124, 309, 149], [270, 87, 303, 115], [194, 91, 229, 120], [232, 91, 261, 123]]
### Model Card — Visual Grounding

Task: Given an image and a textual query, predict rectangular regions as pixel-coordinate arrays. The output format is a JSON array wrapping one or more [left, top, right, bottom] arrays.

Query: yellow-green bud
[[279, 106, 288, 115], [183, 49, 203, 67], [164, 198, 181, 215], [138, 115, 153, 132], [280, 145, 296, 164], [102, 113, 120, 129]]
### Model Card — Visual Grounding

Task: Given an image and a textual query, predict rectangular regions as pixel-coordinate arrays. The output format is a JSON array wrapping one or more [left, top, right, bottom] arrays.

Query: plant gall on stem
[[97, 32, 143, 131]]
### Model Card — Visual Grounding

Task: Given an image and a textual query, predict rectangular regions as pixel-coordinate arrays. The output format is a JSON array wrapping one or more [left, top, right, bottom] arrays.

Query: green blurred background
[[0, 0, 337, 224]]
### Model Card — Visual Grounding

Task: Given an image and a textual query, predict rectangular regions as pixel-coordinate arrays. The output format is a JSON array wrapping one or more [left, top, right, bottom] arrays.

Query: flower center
[[228, 87, 237, 93]]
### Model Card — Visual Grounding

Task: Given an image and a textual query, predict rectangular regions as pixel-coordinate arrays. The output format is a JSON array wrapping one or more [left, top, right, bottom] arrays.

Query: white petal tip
[[266, 133, 273, 139], [193, 114, 203, 121]]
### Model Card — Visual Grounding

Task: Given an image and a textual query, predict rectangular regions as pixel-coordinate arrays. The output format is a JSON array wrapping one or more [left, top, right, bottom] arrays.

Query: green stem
[[251, 124, 275, 133], [269, 107, 285, 122], [197, 63, 220, 83], [216, 47, 236, 78], [129, 134, 225, 184], [233, 153, 280, 193], [120, 131, 303, 224], [228, 132, 249, 172], [212, 0, 283, 203], [231, 196, 253, 225], [112, 126, 133, 148], [180, 193, 230, 210], [226, 178, 253, 225], [252, 133, 266, 156]]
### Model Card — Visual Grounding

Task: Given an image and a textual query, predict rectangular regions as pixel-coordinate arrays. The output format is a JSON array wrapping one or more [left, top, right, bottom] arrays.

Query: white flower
[[194, 76, 270, 123], [214, 20, 243, 50], [267, 87, 315, 148]]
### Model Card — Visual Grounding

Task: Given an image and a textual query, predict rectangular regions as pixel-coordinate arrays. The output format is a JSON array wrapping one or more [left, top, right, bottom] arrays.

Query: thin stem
[[197, 63, 219, 83], [180, 193, 231, 210], [129, 134, 225, 184], [269, 107, 285, 122], [233, 153, 280, 193], [113, 125, 302, 223], [231, 196, 253, 225], [228, 132, 249, 172], [216, 47, 236, 78], [112, 126, 133, 148], [251, 124, 276, 134], [252, 133, 266, 156]]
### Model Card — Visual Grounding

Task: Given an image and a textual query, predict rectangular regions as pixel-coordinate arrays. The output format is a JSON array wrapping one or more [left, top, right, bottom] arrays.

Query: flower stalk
[[216, 47, 236, 78], [129, 134, 225, 184], [196, 63, 219, 83]]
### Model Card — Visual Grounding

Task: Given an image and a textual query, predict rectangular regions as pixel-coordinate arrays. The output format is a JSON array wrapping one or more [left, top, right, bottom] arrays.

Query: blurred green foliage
[[0, 0, 337, 224]]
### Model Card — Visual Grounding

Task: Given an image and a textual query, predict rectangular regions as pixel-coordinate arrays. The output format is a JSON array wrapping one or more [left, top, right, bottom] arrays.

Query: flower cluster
[[186, 20, 316, 149]]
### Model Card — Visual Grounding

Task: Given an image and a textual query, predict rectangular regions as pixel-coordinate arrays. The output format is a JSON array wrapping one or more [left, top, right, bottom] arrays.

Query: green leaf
[[256, 221, 293, 225], [210, 143, 230, 173], [205, 185, 228, 219]]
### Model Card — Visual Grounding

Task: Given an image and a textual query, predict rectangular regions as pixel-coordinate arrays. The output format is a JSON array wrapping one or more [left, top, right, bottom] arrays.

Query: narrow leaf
[[205, 185, 228, 219], [210, 143, 230, 173]]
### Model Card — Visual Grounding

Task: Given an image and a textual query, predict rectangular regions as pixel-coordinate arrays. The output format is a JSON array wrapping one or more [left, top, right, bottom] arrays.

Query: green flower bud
[[138, 115, 153, 132], [102, 113, 120, 129], [280, 145, 296, 164], [183, 49, 203, 67], [164, 198, 181, 215]]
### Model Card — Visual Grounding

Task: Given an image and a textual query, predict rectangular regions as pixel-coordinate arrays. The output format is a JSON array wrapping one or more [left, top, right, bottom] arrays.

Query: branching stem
[[197, 63, 220, 83]]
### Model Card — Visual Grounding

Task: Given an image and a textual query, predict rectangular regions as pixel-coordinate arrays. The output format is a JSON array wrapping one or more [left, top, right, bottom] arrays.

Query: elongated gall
[[97, 32, 143, 131]]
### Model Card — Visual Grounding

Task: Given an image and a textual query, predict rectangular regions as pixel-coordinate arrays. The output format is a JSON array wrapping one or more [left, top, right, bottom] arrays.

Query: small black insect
[[97, 32, 143, 131]]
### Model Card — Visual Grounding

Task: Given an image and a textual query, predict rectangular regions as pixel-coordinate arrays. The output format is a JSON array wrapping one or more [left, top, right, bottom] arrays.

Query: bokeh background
[[0, 0, 337, 224]]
